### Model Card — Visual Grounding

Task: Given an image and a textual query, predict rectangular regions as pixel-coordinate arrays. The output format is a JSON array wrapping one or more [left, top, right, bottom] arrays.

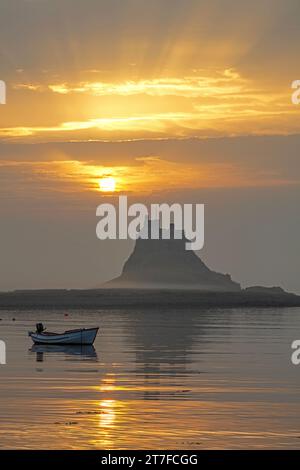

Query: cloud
[[1, 136, 299, 204], [3, 67, 298, 142], [45, 69, 246, 97]]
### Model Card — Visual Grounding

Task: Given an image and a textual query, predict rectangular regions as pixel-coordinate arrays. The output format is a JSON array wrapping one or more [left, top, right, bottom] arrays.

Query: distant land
[[0, 288, 300, 310], [1, 222, 300, 310], [105, 222, 241, 291]]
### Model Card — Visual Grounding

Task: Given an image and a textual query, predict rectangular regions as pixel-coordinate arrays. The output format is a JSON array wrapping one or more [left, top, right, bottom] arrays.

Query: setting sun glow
[[99, 177, 116, 192]]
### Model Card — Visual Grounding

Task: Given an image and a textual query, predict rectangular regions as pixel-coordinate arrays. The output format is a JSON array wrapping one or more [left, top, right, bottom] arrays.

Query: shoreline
[[0, 288, 300, 310]]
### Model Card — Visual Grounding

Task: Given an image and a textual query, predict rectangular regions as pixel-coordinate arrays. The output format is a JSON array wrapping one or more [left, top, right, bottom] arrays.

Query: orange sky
[[0, 0, 299, 146], [1, 68, 299, 144], [0, 0, 300, 293], [0, 1, 299, 195]]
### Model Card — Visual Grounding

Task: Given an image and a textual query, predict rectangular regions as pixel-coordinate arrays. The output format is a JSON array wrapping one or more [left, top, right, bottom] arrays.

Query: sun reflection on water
[[99, 399, 116, 428]]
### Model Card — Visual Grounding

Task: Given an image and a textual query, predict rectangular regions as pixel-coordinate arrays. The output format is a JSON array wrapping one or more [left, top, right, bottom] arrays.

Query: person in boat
[[36, 323, 45, 334]]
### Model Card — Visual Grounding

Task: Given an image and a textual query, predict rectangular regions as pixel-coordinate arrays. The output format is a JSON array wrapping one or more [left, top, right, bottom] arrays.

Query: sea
[[0, 307, 300, 449]]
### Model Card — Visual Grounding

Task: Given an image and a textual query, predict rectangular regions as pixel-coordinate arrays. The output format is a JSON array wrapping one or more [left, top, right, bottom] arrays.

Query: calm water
[[0, 308, 300, 449]]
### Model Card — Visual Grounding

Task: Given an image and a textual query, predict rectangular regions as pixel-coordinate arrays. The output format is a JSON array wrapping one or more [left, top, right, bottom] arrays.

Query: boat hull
[[29, 328, 99, 345]]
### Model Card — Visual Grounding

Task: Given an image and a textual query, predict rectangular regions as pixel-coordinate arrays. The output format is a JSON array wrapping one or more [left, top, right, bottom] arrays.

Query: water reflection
[[30, 344, 98, 362], [0, 308, 299, 449], [124, 310, 221, 400]]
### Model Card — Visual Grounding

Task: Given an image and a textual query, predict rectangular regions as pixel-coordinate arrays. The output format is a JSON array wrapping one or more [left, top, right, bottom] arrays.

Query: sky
[[0, 0, 299, 292]]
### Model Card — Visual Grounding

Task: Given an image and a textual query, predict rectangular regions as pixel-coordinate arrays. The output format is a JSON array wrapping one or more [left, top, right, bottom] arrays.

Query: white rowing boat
[[28, 323, 99, 345]]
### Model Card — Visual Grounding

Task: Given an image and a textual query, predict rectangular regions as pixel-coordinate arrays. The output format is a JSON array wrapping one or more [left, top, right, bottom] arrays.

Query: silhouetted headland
[[1, 223, 299, 310], [105, 222, 241, 291]]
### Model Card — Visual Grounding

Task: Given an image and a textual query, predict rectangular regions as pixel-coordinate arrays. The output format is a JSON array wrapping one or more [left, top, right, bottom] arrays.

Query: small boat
[[28, 323, 99, 345]]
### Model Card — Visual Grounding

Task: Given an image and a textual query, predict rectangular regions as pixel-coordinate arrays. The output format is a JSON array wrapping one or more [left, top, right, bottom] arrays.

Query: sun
[[99, 176, 116, 192]]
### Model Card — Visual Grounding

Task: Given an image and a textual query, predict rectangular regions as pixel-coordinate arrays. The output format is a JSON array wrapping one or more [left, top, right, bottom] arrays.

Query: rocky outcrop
[[106, 222, 241, 291], [244, 286, 286, 294]]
